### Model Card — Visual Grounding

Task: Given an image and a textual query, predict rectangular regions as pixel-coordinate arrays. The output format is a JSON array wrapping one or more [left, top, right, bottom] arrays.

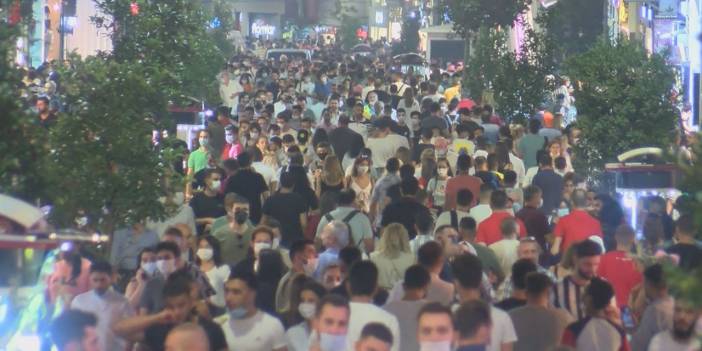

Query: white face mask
[[197, 248, 213, 261], [156, 259, 176, 276], [210, 180, 221, 191], [357, 165, 369, 174], [298, 302, 316, 319], [319, 332, 346, 351], [438, 168, 449, 177], [303, 257, 318, 276], [142, 261, 157, 276], [225, 134, 235, 144], [419, 340, 452, 351], [253, 242, 271, 256]]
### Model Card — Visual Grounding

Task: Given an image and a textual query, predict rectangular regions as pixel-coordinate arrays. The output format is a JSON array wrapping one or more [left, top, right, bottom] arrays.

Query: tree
[[335, 0, 363, 50], [565, 38, 677, 178], [44, 56, 170, 234], [398, 15, 420, 54], [540, 0, 606, 63], [446, 0, 530, 99], [93, 0, 224, 105]]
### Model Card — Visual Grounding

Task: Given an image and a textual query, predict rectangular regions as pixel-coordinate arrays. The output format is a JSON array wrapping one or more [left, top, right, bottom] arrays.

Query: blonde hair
[[322, 155, 344, 185], [378, 223, 411, 259]]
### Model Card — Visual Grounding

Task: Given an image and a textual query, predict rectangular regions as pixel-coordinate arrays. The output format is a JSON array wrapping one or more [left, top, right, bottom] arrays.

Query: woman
[[346, 155, 374, 213], [125, 247, 157, 309], [234, 226, 275, 275], [426, 158, 452, 211], [370, 223, 415, 290], [416, 148, 436, 189], [256, 136, 270, 156], [547, 138, 573, 172], [285, 280, 327, 351], [255, 249, 287, 316], [196, 236, 230, 313], [314, 155, 345, 198]]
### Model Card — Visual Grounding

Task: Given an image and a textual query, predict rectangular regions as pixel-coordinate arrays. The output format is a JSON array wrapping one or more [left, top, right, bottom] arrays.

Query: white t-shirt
[[508, 153, 526, 185], [219, 310, 287, 351], [70, 290, 134, 351], [253, 162, 277, 186], [435, 209, 471, 230], [366, 134, 410, 169], [488, 239, 520, 276], [285, 322, 311, 351], [522, 166, 539, 187], [347, 302, 401, 351], [204, 265, 231, 308], [649, 330, 701, 351], [470, 204, 493, 226], [488, 306, 518, 351]]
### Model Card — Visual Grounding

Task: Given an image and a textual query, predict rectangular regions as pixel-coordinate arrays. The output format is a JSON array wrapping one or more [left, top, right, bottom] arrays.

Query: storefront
[[231, 0, 285, 39]]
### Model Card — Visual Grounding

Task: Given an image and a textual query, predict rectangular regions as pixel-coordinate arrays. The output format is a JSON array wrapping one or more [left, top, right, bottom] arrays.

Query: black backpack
[[324, 210, 363, 246]]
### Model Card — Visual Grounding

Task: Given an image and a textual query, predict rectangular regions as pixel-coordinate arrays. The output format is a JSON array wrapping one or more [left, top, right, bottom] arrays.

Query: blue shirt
[[314, 248, 340, 280], [110, 228, 159, 270]]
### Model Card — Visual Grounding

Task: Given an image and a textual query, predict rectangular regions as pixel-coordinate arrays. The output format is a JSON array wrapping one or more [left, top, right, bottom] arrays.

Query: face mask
[[319, 332, 346, 351], [156, 259, 176, 276], [197, 248, 213, 261], [357, 165, 369, 174], [438, 168, 449, 177], [254, 242, 271, 256], [210, 180, 221, 191], [225, 134, 235, 144], [234, 210, 248, 225], [142, 262, 157, 276], [228, 307, 248, 320], [277, 122, 285, 129], [303, 257, 318, 276], [272, 237, 280, 249], [94, 287, 109, 296], [298, 302, 316, 319], [199, 138, 209, 147], [419, 340, 452, 351]]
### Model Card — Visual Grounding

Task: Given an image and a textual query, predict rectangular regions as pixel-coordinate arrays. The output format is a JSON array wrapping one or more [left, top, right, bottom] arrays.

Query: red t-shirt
[[444, 175, 482, 209], [553, 210, 602, 252], [597, 250, 642, 307], [475, 211, 527, 245]]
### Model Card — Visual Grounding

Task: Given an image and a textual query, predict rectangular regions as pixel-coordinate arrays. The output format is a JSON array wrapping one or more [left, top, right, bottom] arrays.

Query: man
[[366, 118, 410, 169], [435, 189, 473, 230], [515, 185, 550, 251], [349, 101, 370, 140], [597, 224, 642, 308], [459, 217, 504, 287], [70, 261, 133, 351], [328, 115, 364, 161], [110, 223, 159, 283], [494, 259, 537, 311], [561, 278, 629, 351], [476, 190, 526, 246], [384, 265, 430, 351], [345, 261, 401, 351], [488, 218, 522, 276], [221, 125, 243, 161], [315, 221, 350, 280], [412, 129, 435, 163], [445, 154, 482, 210], [552, 239, 602, 320], [51, 310, 99, 351], [517, 120, 544, 169], [216, 270, 287, 351], [261, 171, 308, 247], [631, 264, 674, 351], [454, 300, 493, 351], [316, 189, 374, 254], [212, 194, 255, 265], [551, 189, 602, 256], [420, 102, 448, 135], [381, 178, 431, 240], [509, 273, 573, 351], [224, 151, 269, 224], [309, 294, 351, 351], [190, 168, 226, 235], [208, 106, 232, 157], [275, 240, 317, 314], [666, 214, 702, 272], [115, 273, 227, 351], [355, 323, 394, 351], [187, 130, 212, 196], [649, 300, 701, 351], [416, 303, 455, 351], [329, 247, 363, 298], [531, 153, 563, 216], [165, 323, 211, 351], [370, 158, 401, 224], [37, 96, 58, 128], [452, 254, 517, 351], [495, 237, 553, 301], [480, 112, 500, 145]]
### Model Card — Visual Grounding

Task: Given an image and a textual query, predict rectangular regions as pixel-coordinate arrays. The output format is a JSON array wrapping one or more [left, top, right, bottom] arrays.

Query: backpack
[[324, 210, 362, 246]]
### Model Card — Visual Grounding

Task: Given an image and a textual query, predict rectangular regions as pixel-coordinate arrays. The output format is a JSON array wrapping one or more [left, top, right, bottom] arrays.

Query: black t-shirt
[[328, 127, 364, 163], [224, 169, 269, 224], [190, 193, 226, 235], [143, 317, 227, 351], [666, 243, 702, 272], [531, 169, 564, 216], [381, 197, 431, 240], [262, 191, 308, 247], [412, 143, 434, 163], [494, 297, 526, 311]]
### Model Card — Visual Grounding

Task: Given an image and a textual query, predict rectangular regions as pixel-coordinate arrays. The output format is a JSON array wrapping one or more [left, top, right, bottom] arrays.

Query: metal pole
[[59, 0, 65, 61]]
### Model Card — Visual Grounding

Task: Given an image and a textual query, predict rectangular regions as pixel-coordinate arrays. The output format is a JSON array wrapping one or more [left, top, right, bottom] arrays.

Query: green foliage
[[493, 22, 558, 123], [0, 23, 46, 201], [565, 38, 677, 177], [462, 27, 509, 100], [208, 0, 238, 60], [399, 17, 420, 54], [337, 15, 363, 50], [540, 0, 606, 63], [93, 0, 224, 105], [446, 0, 531, 36], [45, 56, 169, 233]]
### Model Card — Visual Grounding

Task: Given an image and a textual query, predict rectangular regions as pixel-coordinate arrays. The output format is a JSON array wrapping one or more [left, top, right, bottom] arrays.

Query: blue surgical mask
[[319, 332, 346, 351], [228, 307, 248, 320]]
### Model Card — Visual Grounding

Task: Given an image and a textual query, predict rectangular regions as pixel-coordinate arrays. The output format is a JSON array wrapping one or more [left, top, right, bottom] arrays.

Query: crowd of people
[[28, 39, 702, 351]]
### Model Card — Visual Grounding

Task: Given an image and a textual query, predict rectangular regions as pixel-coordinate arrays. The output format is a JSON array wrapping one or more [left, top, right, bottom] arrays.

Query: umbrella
[[0, 194, 44, 229], [457, 99, 476, 110], [351, 44, 372, 53], [392, 53, 425, 65]]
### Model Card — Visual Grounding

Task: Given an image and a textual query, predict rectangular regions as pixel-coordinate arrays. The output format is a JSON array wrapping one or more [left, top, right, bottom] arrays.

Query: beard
[[672, 322, 696, 341], [577, 268, 595, 280]]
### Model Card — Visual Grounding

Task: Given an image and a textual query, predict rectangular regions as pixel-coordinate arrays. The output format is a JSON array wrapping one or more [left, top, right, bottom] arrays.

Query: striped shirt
[[551, 275, 587, 320]]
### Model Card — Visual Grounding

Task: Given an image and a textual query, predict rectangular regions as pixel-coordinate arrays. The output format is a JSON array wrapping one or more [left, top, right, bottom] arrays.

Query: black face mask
[[234, 210, 248, 224]]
